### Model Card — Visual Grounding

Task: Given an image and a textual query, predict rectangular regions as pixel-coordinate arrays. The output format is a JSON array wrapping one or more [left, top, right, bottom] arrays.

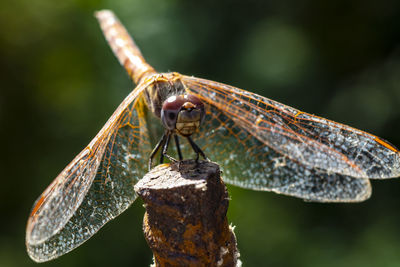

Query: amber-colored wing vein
[[180, 97, 371, 202], [181, 75, 400, 180], [26, 82, 152, 262]]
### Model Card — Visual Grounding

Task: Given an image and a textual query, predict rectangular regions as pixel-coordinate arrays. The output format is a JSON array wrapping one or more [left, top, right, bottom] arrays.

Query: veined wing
[[181, 75, 400, 180], [26, 82, 152, 262], [180, 99, 371, 202]]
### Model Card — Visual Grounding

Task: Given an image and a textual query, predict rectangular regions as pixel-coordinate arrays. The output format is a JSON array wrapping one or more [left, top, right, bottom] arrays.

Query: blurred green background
[[2, 0, 400, 266]]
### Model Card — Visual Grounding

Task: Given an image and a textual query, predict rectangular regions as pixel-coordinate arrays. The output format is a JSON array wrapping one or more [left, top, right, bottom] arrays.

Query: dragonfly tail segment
[[95, 10, 156, 84]]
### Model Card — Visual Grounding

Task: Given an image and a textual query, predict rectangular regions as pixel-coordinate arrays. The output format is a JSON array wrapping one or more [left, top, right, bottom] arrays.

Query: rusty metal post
[[135, 160, 240, 267]]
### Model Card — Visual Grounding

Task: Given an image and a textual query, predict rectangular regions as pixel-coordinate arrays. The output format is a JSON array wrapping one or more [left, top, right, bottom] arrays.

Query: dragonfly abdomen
[[95, 10, 156, 84]]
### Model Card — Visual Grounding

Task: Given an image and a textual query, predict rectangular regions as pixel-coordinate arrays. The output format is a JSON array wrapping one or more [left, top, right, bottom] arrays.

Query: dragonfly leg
[[162, 131, 178, 163], [174, 135, 183, 160], [149, 132, 168, 170], [187, 136, 208, 162]]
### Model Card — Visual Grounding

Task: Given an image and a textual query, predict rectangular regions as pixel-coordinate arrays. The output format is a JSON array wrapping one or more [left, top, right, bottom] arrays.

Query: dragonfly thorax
[[161, 94, 205, 136]]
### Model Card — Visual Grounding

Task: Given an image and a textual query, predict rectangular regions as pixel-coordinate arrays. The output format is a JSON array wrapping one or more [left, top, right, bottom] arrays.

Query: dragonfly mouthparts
[[176, 118, 201, 136]]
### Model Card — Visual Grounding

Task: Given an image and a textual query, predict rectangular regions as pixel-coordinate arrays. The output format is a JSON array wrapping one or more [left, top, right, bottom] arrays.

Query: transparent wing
[[180, 102, 371, 202], [181, 75, 400, 180], [26, 83, 152, 262]]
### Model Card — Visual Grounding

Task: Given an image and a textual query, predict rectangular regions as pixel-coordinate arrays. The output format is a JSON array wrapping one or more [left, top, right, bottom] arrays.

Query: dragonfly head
[[161, 94, 205, 136]]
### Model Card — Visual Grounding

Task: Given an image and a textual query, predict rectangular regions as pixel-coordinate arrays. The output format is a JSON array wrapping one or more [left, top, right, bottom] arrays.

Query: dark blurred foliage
[[2, 0, 400, 266]]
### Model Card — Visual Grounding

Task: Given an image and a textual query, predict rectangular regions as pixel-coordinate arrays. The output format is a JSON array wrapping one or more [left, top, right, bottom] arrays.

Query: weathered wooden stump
[[134, 160, 240, 267]]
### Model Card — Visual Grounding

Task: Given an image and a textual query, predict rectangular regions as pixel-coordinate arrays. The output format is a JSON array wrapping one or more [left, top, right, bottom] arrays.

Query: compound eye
[[161, 96, 184, 130], [184, 94, 203, 107], [161, 109, 179, 130], [161, 94, 205, 131]]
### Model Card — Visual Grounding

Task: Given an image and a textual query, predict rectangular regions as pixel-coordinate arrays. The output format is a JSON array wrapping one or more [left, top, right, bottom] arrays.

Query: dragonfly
[[26, 9, 400, 263]]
